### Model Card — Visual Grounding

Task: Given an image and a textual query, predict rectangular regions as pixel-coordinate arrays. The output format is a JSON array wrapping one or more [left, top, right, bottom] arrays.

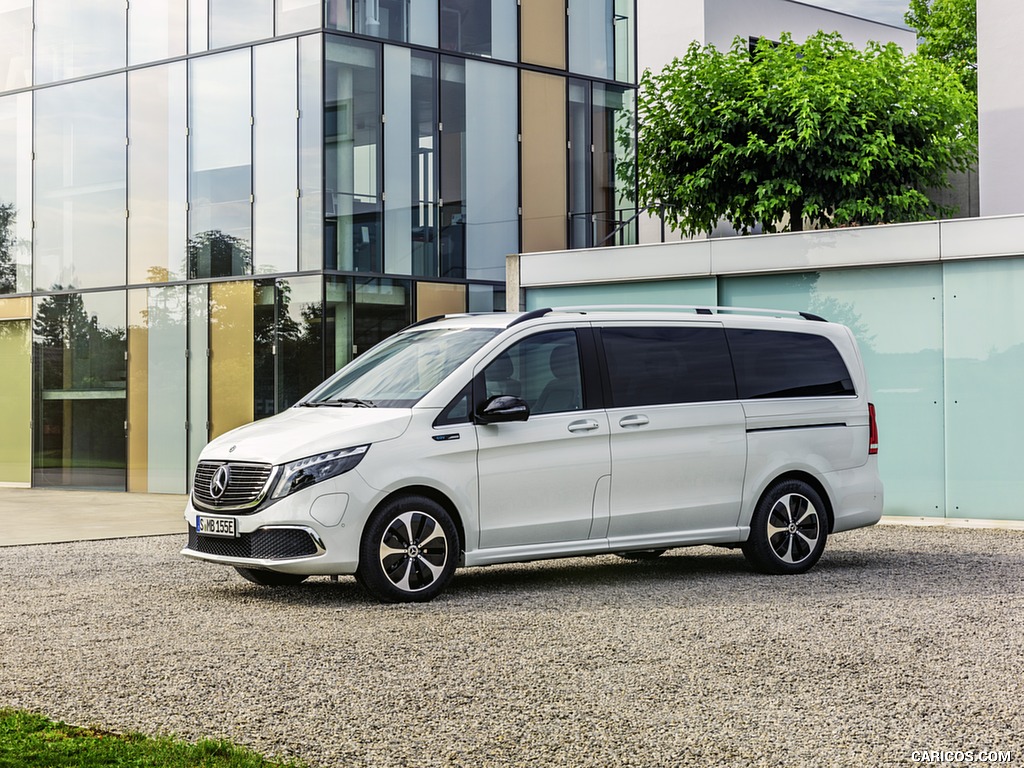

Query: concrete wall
[[978, 0, 1024, 216]]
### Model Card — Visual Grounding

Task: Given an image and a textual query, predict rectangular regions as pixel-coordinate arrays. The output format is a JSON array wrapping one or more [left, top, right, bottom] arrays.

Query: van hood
[[201, 407, 414, 465]]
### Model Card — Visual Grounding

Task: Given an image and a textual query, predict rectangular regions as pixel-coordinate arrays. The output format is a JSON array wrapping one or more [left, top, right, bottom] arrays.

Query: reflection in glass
[[349, 0, 437, 45], [33, 291, 127, 490], [255, 276, 324, 418], [128, 286, 187, 493], [129, 0, 186, 65], [35, 75, 127, 291], [129, 64, 187, 284], [439, 0, 516, 61], [299, 35, 324, 271], [440, 57, 518, 281], [0, 93, 32, 294], [593, 83, 636, 247], [326, 38, 381, 273], [189, 51, 252, 279], [209, 0, 273, 49], [385, 48, 438, 276], [34, 0, 126, 84], [568, 0, 634, 82], [0, 0, 32, 92], [277, 0, 322, 35], [254, 40, 299, 275]]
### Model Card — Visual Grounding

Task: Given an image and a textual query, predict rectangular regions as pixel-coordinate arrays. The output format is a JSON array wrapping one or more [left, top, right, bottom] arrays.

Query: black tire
[[357, 495, 459, 603], [742, 479, 828, 575], [234, 567, 309, 586], [615, 549, 667, 561]]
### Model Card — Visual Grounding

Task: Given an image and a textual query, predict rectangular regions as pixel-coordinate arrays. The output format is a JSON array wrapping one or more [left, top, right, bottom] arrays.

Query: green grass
[[0, 710, 307, 768]]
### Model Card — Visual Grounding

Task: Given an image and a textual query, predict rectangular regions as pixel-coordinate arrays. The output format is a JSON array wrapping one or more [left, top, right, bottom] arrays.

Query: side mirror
[[476, 395, 530, 424]]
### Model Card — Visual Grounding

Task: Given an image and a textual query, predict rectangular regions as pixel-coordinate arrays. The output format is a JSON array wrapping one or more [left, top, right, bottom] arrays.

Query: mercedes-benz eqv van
[[182, 306, 883, 602]]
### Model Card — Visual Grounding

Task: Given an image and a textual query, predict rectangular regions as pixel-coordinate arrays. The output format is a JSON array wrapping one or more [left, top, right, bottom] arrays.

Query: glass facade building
[[0, 0, 638, 492]]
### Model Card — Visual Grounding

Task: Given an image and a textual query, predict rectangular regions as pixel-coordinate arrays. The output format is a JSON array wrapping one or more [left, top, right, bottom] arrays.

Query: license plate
[[196, 515, 237, 538]]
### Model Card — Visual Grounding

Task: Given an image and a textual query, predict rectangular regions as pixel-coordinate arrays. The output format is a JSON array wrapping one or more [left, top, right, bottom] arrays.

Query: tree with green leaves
[[905, 0, 977, 94], [636, 32, 978, 237]]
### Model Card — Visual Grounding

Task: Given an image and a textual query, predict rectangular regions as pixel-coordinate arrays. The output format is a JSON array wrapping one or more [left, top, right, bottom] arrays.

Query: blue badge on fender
[[432, 433, 460, 441]]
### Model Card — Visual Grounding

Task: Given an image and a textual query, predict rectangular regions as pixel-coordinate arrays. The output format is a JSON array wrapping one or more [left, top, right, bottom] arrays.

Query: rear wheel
[[742, 480, 827, 575], [357, 495, 458, 603], [234, 567, 309, 586]]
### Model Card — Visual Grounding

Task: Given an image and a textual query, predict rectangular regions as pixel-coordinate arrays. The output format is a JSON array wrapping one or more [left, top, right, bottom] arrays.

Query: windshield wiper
[[304, 397, 376, 408]]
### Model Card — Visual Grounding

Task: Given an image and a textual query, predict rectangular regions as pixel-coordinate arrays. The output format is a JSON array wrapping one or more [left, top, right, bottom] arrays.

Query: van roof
[[407, 305, 831, 331]]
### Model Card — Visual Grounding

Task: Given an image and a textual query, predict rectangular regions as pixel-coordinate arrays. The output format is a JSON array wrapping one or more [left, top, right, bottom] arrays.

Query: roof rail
[[551, 304, 828, 322], [507, 307, 553, 327]]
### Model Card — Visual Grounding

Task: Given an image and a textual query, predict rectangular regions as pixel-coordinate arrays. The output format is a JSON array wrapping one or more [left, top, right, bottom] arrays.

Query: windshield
[[303, 327, 502, 408]]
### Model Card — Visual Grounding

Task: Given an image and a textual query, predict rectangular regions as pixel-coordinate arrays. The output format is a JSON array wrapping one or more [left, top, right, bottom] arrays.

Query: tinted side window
[[480, 330, 583, 415], [600, 326, 737, 407], [727, 329, 855, 399]]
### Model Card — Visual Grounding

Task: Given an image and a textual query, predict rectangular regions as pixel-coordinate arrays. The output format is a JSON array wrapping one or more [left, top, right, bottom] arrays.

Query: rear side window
[[600, 326, 737, 407], [727, 329, 855, 399]]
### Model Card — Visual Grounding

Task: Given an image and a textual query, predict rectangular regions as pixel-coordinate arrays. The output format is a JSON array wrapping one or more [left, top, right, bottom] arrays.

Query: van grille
[[192, 461, 273, 511], [187, 525, 321, 560]]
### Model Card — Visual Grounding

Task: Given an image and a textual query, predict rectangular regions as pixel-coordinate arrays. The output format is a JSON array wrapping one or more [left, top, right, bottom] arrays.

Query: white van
[[182, 306, 883, 602]]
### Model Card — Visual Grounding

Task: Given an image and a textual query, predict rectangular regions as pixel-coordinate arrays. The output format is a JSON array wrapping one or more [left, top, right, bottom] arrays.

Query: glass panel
[[189, 50, 252, 279], [128, 286, 188, 493], [521, 71, 567, 253], [33, 290, 127, 490], [277, 0, 322, 34], [325, 276, 352, 373], [719, 266, 946, 517], [353, 277, 410, 355], [351, 0, 436, 45], [493, 330, 581, 414], [326, 0, 352, 31], [255, 276, 324, 416], [325, 38, 381, 273], [187, 283, 209, 481], [944, 259, 1024, 520], [593, 83, 635, 246], [385, 48, 438, 276], [0, 301, 31, 484], [209, 0, 273, 49], [189, 0, 209, 53], [35, 75, 127, 291], [298, 35, 324, 271], [439, 0, 516, 61], [416, 281, 466, 320], [568, 80, 591, 249], [439, 58, 466, 279], [0, 92, 32, 293], [521, 0, 565, 69], [129, 64, 188, 284], [34, 0, 126, 84], [253, 40, 299, 275], [568, 0, 633, 82], [464, 59, 518, 281], [129, 0, 186, 66], [0, 0, 32, 92], [209, 281, 254, 439], [468, 282, 501, 312]]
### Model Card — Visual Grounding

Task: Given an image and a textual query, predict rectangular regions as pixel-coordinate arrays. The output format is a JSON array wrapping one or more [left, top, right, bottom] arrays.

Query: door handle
[[567, 419, 600, 433], [618, 414, 649, 428]]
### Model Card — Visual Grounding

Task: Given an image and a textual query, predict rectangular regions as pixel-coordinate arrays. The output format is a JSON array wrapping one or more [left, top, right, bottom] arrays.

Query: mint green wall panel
[[720, 267, 946, 517], [525, 278, 717, 310], [943, 259, 1024, 521]]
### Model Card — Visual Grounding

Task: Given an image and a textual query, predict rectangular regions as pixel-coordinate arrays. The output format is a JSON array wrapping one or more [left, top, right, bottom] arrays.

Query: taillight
[[868, 403, 879, 455]]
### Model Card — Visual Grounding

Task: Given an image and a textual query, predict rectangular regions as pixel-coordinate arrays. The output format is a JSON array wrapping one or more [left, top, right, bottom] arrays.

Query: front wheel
[[742, 480, 828, 575], [357, 495, 459, 603]]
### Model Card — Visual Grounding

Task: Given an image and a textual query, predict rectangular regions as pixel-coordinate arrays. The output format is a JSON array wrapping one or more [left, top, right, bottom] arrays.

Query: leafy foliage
[[636, 32, 978, 237], [905, 0, 977, 94]]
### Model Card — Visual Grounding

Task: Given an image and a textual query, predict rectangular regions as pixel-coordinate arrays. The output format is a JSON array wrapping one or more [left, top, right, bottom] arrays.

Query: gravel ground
[[1, 525, 1023, 768]]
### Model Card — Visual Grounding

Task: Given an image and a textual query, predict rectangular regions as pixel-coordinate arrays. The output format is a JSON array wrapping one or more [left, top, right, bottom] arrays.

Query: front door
[[475, 329, 611, 549]]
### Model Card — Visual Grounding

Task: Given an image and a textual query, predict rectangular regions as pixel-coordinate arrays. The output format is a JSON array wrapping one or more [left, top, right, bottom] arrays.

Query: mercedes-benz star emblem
[[210, 465, 231, 500]]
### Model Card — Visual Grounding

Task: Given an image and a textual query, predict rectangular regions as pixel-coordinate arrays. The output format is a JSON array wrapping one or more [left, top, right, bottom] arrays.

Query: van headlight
[[270, 445, 370, 500]]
